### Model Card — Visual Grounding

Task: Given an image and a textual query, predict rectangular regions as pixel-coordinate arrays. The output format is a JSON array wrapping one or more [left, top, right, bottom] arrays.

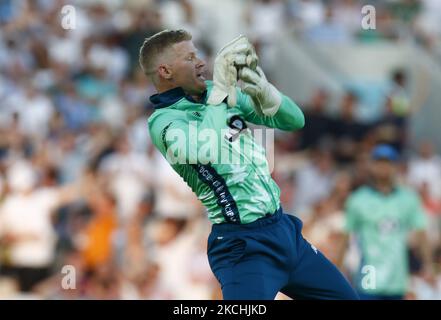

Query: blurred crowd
[[0, 0, 440, 299]]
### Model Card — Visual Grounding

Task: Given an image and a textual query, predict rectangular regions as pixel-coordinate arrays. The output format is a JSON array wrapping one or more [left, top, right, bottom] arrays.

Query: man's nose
[[196, 57, 206, 68]]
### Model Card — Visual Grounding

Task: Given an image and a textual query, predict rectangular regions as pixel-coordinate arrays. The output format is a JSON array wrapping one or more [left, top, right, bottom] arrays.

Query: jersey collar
[[150, 87, 207, 109], [368, 183, 399, 196]]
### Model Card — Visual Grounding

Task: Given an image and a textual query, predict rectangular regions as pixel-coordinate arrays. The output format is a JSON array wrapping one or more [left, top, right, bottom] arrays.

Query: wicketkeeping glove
[[238, 66, 282, 117], [207, 35, 258, 107]]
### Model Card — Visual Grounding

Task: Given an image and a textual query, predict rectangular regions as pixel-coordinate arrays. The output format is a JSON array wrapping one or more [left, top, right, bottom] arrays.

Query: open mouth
[[197, 73, 205, 81]]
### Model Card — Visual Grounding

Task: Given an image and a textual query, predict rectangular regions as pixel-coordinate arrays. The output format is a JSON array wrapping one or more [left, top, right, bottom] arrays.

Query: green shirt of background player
[[337, 144, 435, 300], [140, 30, 304, 224]]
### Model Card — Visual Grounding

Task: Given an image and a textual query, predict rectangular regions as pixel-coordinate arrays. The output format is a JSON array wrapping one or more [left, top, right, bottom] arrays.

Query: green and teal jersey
[[148, 81, 304, 224], [344, 185, 428, 295]]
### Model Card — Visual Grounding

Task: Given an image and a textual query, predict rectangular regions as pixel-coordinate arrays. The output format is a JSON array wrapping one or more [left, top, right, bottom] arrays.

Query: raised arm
[[236, 86, 305, 131]]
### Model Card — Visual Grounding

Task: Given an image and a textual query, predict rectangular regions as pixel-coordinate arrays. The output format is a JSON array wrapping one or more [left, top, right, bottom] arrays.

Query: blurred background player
[[337, 144, 434, 300]]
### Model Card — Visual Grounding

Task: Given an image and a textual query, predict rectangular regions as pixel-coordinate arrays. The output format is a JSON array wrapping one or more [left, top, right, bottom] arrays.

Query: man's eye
[[187, 56, 194, 61]]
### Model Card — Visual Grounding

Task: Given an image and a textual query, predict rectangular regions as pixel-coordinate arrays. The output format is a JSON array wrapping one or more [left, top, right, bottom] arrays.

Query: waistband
[[211, 207, 283, 233]]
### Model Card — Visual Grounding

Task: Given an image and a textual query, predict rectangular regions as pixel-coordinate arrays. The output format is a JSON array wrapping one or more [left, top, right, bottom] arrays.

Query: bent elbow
[[282, 97, 305, 131], [285, 112, 305, 131], [296, 112, 305, 130]]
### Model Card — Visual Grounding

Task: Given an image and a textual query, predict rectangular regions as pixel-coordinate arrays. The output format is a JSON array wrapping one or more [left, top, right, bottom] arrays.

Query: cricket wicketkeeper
[[140, 29, 358, 300]]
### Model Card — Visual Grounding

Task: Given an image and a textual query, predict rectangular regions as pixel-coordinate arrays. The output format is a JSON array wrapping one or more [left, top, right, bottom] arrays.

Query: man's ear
[[158, 64, 173, 80]]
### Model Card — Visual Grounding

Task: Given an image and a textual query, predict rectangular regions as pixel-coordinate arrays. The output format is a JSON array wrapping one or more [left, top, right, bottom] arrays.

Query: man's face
[[370, 159, 396, 182], [168, 41, 207, 95]]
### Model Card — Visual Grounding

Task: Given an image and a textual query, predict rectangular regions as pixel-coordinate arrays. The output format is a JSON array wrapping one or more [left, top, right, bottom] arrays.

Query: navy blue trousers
[[207, 208, 359, 300]]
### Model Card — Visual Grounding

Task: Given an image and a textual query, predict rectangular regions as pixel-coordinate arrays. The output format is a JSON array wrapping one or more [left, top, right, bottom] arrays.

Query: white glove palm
[[239, 66, 282, 117], [207, 35, 258, 107]]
